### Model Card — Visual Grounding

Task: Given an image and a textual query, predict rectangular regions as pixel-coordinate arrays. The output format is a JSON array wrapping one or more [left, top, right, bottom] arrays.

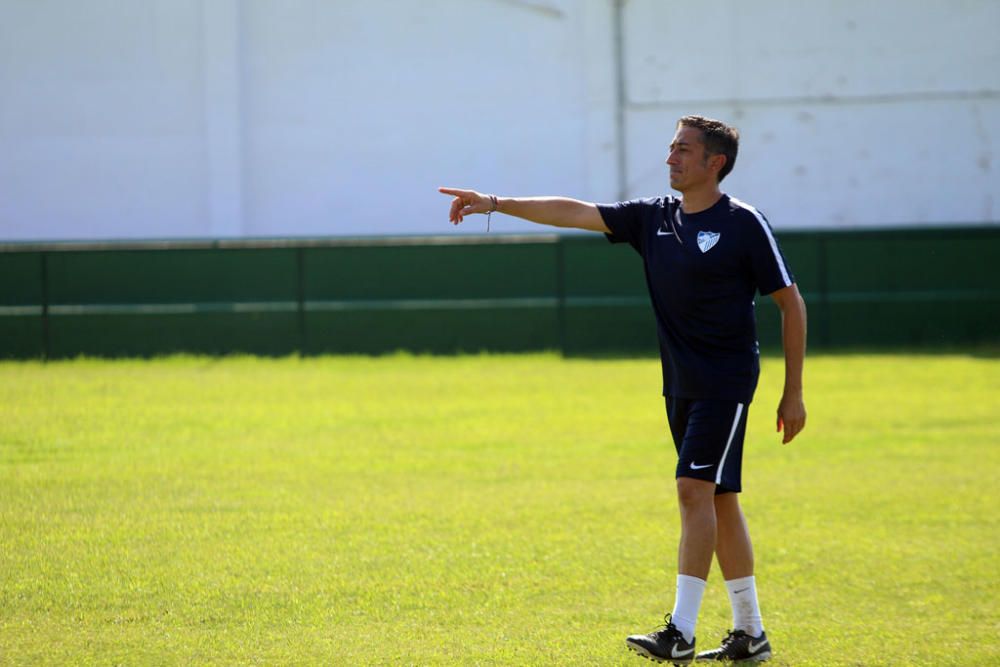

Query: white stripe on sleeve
[[731, 197, 792, 287]]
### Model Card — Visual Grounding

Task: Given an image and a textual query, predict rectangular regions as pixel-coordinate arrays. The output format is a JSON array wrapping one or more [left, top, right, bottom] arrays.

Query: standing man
[[439, 115, 806, 664]]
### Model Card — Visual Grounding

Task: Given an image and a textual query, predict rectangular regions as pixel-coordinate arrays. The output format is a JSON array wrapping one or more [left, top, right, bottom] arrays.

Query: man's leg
[[626, 399, 736, 663], [671, 476, 717, 643], [678, 477, 718, 579], [695, 493, 771, 662], [626, 476, 714, 663], [714, 492, 753, 580], [714, 493, 762, 635]]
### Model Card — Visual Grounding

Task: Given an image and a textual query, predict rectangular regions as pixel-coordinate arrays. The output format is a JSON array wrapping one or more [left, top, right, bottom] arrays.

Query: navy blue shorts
[[666, 397, 749, 494]]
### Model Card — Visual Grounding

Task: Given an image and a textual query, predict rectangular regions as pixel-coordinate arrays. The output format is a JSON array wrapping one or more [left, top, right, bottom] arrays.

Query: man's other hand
[[776, 392, 806, 444]]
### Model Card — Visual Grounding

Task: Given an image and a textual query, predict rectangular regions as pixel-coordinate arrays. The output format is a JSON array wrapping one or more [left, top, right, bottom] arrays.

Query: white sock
[[725, 575, 764, 637], [670, 574, 706, 643]]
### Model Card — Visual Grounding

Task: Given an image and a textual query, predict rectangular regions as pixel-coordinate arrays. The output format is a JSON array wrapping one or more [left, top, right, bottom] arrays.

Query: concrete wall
[[0, 0, 997, 242], [622, 0, 1000, 228]]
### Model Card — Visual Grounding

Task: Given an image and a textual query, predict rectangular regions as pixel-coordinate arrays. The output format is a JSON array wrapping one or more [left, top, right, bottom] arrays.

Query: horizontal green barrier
[[2, 227, 998, 358], [3, 288, 997, 318]]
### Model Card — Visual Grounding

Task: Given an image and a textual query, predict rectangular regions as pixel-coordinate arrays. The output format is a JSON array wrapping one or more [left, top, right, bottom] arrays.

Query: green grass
[[1, 353, 998, 665]]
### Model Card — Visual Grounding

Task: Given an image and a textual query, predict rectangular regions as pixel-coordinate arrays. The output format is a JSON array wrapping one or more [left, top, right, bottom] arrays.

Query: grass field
[[1, 352, 998, 665]]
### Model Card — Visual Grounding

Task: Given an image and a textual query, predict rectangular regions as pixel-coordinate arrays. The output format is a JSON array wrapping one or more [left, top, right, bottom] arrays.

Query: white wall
[[237, 0, 616, 238], [0, 1, 208, 240], [0, 0, 996, 241], [622, 0, 1000, 228]]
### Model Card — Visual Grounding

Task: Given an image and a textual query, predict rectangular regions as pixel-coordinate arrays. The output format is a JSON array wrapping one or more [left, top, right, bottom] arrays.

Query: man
[[439, 115, 806, 664]]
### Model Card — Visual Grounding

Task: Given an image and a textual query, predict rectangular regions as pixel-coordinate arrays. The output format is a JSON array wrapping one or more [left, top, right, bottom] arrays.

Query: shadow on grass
[[562, 343, 1000, 360], [10, 342, 1000, 364]]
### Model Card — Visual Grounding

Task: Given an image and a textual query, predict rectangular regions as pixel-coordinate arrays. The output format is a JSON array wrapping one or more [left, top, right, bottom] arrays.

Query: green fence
[[2, 227, 998, 359]]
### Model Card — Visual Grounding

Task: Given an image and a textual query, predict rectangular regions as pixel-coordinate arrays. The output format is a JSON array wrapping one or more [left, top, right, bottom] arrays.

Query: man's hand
[[776, 392, 806, 444], [439, 187, 490, 224]]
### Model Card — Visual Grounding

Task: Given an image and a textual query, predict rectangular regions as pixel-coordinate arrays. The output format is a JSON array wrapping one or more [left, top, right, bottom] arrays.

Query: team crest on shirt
[[697, 231, 721, 253]]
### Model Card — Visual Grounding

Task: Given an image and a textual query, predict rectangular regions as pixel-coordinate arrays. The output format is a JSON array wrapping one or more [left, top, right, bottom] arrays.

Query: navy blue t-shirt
[[598, 194, 794, 403]]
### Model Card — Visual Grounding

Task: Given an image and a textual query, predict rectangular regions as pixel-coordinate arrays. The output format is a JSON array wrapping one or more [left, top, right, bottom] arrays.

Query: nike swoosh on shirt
[[656, 227, 674, 236], [689, 462, 713, 470]]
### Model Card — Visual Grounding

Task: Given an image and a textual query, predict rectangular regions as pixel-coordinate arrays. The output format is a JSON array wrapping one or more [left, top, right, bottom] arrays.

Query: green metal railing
[[2, 226, 998, 359]]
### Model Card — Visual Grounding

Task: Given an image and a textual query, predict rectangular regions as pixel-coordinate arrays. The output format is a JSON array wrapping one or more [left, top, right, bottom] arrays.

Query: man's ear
[[710, 153, 727, 177]]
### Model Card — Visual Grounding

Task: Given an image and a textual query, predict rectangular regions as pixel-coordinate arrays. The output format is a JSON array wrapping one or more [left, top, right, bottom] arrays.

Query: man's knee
[[676, 476, 716, 509]]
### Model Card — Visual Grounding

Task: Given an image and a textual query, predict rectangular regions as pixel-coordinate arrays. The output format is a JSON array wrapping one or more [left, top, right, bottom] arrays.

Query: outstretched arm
[[771, 283, 807, 444], [438, 187, 610, 233]]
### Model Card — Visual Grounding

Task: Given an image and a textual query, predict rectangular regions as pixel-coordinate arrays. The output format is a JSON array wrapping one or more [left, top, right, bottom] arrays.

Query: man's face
[[665, 125, 719, 192]]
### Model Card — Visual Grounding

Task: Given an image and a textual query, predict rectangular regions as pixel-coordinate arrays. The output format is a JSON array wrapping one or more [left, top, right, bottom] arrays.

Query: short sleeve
[[745, 209, 795, 295], [597, 198, 656, 255]]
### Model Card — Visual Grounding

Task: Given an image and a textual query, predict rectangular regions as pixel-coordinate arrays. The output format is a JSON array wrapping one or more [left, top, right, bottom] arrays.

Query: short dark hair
[[677, 115, 740, 182]]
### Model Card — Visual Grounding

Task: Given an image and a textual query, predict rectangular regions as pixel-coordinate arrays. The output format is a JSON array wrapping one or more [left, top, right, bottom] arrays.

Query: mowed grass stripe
[[1, 354, 997, 665]]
